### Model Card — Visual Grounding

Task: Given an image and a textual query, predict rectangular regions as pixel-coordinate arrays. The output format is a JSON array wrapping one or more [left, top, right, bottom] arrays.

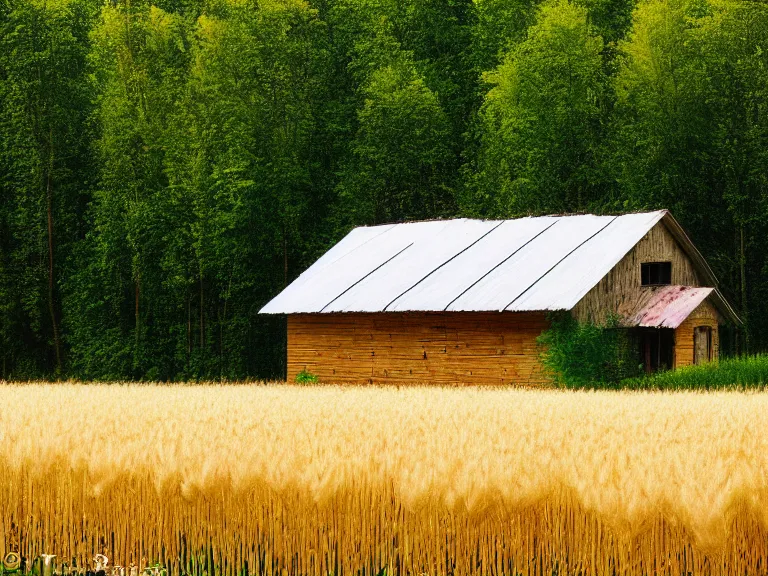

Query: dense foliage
[[537, 313, 642, 387], [1, 0, 767, 379]]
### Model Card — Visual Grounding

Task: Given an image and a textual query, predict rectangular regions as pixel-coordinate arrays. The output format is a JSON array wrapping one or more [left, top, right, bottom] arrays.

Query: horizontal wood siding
[[674, 300, 720, 368], [574, 221, 702, 324], [288, 312, 550, 386]]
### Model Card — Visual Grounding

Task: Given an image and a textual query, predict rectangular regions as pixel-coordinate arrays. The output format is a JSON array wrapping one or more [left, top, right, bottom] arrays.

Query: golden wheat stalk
[[0, 383, 767, 575]]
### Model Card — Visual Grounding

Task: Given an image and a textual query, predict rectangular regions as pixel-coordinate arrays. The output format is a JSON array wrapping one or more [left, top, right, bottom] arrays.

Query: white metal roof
[[260, 210, 701, 314]]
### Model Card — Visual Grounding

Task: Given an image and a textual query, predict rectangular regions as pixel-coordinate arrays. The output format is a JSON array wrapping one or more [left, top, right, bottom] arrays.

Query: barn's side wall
[[287, 312, 549, 386], [674, 300, 720, 368], [573, 221, 702, 324]]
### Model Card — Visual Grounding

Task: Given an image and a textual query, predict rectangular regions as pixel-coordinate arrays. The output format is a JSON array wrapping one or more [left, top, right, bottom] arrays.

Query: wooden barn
[[260, 210, 740, 385]]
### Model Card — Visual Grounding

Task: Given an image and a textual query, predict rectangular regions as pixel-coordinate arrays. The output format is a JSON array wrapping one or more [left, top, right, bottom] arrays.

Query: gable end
[[573, 215, 740, 325], [573, 220, 703, 324]]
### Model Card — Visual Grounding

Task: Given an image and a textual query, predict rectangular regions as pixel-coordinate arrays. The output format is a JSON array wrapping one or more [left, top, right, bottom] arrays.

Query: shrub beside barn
[[261, 211, 740, 385]]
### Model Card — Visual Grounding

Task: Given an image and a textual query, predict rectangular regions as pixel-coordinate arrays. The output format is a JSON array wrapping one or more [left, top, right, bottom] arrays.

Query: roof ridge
[[350, 210, 666, 229]]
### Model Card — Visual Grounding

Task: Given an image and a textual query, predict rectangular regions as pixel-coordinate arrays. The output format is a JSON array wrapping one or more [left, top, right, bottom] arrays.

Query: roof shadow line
[[319, 243, 414, 313], [502, 215, 619, 312], [442, 219, 561, 312], [383, 221, 506, 312]]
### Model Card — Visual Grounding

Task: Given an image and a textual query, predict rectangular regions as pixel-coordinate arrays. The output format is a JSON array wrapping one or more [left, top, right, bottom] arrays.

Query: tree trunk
[[220, 271, 232, 380], [187, 294, 191, 368], [740, 223, 748, 353], [283, 227, 288, 288], [46, 143, 62, 374], [134, 272, 140, 354], [200, 273, 204, 350]]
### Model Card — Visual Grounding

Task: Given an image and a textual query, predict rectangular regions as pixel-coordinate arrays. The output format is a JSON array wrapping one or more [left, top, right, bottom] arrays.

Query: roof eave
[[711, 288, 742, 326], [660, 211, 718, 285]]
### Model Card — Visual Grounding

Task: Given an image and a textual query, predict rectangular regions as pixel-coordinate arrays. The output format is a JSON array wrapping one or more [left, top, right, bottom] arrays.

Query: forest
[[1, 0, 766, 380]]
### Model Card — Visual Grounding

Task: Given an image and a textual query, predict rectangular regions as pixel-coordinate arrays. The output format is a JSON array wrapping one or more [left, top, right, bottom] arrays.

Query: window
[[641, 262, 672, 286]]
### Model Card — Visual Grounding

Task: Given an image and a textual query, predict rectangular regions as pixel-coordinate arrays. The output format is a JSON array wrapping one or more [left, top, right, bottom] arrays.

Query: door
[[694, 326, 712, 365]]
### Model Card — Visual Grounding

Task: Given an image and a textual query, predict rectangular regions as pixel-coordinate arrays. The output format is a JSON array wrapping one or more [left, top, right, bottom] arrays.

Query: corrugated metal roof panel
[[626, 286, 714, 329], [447, 214, 614, 312], [259, 225, 397, 314], [388, 216, 559, 311], [510, 211, 666, 311], [277, 224, 396, 296], [259, 210, 678, 314], [324, 219, 500, 312], [259, 221, 444, 314], [306, 224, 396, 275]]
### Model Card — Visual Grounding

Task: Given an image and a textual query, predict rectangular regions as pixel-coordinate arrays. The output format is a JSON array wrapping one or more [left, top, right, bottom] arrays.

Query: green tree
[[611, 0, 768, 349], [466, 0, 606, 216], [67, 1, 193, 378], [468, 0, 540, 75], [167, 0, 331, 378], [0, 0, 96, 377], [2, 0, 768, 381], [339, 60, 454, 224], [67, 0, 336, 380]]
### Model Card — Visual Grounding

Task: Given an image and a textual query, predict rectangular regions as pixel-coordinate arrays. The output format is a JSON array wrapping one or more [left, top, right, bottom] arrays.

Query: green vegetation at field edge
[[619, 354, 768, 391]]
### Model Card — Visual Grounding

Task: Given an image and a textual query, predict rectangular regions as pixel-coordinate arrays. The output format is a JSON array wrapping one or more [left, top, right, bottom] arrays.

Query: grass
[[294, 369, 320, 384], [0, 383, 767, 575], [619, 353, 768, 390]]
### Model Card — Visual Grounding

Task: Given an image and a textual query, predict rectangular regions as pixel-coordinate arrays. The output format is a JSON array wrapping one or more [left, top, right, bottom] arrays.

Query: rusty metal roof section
[[259, 210, 741, 323], [626, 286, 714, 329]]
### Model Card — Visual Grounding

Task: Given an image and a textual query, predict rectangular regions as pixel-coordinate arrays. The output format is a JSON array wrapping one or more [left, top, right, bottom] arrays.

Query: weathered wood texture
[[674, 300, 720, 368], [288, 312, 550, 386], [574, 221, 702, 324]]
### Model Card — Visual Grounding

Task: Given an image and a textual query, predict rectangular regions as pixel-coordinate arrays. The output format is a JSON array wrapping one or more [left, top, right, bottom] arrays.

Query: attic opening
[[641, 262, 672, 286]]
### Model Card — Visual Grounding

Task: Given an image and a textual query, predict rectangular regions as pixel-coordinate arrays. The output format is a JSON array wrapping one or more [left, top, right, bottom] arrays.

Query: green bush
[[621, 354, 768, 390], [537, 312, 642, 388], [295, 369, 319, 385]]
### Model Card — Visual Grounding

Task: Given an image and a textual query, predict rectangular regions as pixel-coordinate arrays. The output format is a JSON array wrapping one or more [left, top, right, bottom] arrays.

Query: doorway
[[639, 328, 674, 373], [694, 326, 712, 365]]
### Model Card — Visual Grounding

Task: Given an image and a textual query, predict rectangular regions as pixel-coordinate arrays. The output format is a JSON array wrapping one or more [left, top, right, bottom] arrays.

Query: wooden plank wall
[[573, 221, 702, 324], [287, 312, 550, 386], [674, 300, 720, 368]]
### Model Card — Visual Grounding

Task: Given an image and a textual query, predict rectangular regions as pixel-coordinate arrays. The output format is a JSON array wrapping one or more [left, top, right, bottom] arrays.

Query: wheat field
[[1, 383, 767, 575]]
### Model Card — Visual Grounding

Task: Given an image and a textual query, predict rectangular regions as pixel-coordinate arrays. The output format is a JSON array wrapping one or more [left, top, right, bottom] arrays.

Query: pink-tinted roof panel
[[627, 286, 714, 329]]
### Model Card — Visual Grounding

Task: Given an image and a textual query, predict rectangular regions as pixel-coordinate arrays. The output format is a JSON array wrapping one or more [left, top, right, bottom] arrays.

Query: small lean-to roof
[[261, 210, 686, 314], [626, 286, 714, 329]]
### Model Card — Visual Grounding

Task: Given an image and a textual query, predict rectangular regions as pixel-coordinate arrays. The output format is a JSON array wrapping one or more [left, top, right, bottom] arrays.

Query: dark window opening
[[641, 262, 672, 286]]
